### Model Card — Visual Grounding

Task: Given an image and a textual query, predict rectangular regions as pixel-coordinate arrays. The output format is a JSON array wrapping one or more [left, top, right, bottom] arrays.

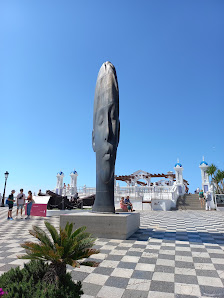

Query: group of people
[[120, 196, 135, 212], [198, 189, 212, 211], [7, 189, 33, 220], [64, 183, 70, 190]]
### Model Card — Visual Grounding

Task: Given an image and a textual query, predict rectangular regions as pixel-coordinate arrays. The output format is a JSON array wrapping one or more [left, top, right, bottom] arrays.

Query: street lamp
[[1, 171, 9, 207]]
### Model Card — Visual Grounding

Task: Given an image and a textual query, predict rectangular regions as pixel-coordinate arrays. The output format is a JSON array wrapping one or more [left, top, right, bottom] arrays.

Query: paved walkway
[[0, 208, 224, 297]]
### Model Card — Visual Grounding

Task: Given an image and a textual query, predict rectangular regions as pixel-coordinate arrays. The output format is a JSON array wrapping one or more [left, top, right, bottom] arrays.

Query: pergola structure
[[115, 170, 189, 187]]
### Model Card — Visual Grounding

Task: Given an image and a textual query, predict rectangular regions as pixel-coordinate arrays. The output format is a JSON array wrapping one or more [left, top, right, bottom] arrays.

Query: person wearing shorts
[[16, 189, 25, 219], [198, 190, 205, 208], [7, 190, 15, 220], [205, 191, 212, 211], [125, 196, 134, 212]]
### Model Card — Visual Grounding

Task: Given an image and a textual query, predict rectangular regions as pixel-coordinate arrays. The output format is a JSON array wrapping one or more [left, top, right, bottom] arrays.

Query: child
[[7, 190, 15, 220]]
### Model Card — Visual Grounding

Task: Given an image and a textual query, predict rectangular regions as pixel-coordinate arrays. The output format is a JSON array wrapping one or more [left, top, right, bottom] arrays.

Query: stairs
[[176, 194, 205, 210]]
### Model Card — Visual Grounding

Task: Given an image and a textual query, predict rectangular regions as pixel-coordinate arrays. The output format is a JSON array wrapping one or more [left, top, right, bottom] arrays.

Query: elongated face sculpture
[[92, 62, 120, 212]]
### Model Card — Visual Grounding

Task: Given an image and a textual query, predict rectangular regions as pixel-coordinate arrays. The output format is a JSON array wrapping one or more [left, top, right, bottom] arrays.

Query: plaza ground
[[0, 208, 224, 297]]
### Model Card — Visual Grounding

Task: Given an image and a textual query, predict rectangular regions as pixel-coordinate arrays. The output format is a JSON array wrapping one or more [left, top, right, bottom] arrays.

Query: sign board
[[25, 203, 47, 217]]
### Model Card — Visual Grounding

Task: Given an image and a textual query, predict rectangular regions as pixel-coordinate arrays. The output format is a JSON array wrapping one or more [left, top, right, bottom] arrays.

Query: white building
[[199, 158, 209, 193], [55, 171, 64, 196], [54, 170, 78, 198]]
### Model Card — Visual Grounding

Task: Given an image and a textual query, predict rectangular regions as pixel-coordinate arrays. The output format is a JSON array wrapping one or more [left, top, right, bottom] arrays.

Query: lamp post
[[1, 171, 9, 207]]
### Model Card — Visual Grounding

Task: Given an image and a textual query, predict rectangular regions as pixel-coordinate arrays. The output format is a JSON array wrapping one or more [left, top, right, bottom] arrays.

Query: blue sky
[[0, 0, 223, 196]]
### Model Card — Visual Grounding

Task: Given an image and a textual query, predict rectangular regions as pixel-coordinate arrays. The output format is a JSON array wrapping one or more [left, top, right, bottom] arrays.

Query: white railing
[[56, 184, 183, 205], [77, 187, 96, 196], [76, 185, 179, 200]]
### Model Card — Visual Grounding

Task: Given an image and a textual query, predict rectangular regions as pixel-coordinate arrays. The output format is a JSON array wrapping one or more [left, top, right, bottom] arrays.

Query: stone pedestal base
[[60, 212, 140, 240]]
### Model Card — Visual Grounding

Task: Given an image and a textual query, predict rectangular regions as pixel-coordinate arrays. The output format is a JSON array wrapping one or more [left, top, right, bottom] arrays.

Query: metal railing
[[76, 184, 181, 202]]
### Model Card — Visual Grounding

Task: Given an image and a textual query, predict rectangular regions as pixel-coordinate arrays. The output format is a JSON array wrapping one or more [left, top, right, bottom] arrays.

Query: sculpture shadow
[[128, 228, 224, 245]]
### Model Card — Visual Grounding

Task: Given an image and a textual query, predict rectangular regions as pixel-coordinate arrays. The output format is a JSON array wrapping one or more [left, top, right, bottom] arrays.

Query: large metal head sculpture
[[92, 62, 120, 213]]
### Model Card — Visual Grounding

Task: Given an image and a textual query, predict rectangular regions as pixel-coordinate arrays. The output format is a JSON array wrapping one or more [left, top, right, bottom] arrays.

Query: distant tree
[[214, 170, 224, 194]]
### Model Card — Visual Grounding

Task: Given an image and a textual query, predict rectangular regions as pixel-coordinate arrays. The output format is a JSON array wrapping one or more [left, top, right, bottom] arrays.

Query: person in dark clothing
[[7, 190, 15, 220]]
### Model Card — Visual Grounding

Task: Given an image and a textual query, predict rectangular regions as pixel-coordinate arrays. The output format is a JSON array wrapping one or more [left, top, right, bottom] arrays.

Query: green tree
[[18, 222, 99, 285], [214, 170, 224, 194], [206, 164, 224, 194], [206, 164, 217, 180]]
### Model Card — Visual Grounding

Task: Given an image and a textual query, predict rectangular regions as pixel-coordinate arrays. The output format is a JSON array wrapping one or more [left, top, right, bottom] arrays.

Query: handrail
[[55, 184, 184, 202]]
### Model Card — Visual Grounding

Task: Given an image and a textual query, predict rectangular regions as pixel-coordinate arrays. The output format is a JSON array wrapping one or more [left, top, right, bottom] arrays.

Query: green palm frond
[[45, 221, 60, 244], [69, 226, 87, 240], [64, 222, 73, 238], [206, 164, 217, 179], [29, 225, 54, 250], [19, 221, 99, 269]]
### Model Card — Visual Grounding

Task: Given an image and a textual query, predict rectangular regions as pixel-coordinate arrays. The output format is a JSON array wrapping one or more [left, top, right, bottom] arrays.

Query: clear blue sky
[[0, 0, 223, 196]]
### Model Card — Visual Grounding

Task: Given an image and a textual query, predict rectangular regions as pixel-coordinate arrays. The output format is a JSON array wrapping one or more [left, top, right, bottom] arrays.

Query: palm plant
[[18, 221, 99, 285], [214, 170, 224, 194], [206, 164, 217, 180], [206, 164, 224, 194], [220, 170, 224, 191]]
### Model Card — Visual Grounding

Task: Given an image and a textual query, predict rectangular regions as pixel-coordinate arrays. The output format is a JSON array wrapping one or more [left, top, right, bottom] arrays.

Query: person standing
[[205, 191, 212, 211], [198, 189, 205, 208], [16, 189, 25, 219], [7, 190, 15, 220], [25, 190, 33, 219]]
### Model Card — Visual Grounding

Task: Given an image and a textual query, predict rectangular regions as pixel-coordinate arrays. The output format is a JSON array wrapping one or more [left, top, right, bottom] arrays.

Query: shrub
[[0, 260, 83, 298]]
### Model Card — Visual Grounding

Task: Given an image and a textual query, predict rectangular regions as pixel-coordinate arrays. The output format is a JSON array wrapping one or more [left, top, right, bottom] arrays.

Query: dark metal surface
[[92, 62, 120, 213], [46, 190, 73, 210], [46, 190, 95, 210]]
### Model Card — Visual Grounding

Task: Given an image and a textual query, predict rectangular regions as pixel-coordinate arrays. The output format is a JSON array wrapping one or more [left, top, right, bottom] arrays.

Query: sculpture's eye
[[98, 113, 104, 125]]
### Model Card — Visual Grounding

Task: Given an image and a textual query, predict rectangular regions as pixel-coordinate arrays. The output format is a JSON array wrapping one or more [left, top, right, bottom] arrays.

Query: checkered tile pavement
[[0, 208, 224, 297]]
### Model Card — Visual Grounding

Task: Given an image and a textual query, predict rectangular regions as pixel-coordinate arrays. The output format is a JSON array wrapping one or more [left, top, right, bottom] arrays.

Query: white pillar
[[146, 177, 151, 186], [199, 157, 209, 193], [167, 171, 174, 186], [174, 160, 184, 194], [56, 171, 64, 196], [70, 170, 78, 195]]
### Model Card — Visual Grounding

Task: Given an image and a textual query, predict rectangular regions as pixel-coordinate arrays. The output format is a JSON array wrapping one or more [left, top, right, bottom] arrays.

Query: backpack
[[199, 192, 204, 198], [6, 194, 13, 205]]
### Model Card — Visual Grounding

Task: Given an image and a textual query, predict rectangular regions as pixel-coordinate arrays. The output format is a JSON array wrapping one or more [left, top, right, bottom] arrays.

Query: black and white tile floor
[[0, 208, 224, 297]]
